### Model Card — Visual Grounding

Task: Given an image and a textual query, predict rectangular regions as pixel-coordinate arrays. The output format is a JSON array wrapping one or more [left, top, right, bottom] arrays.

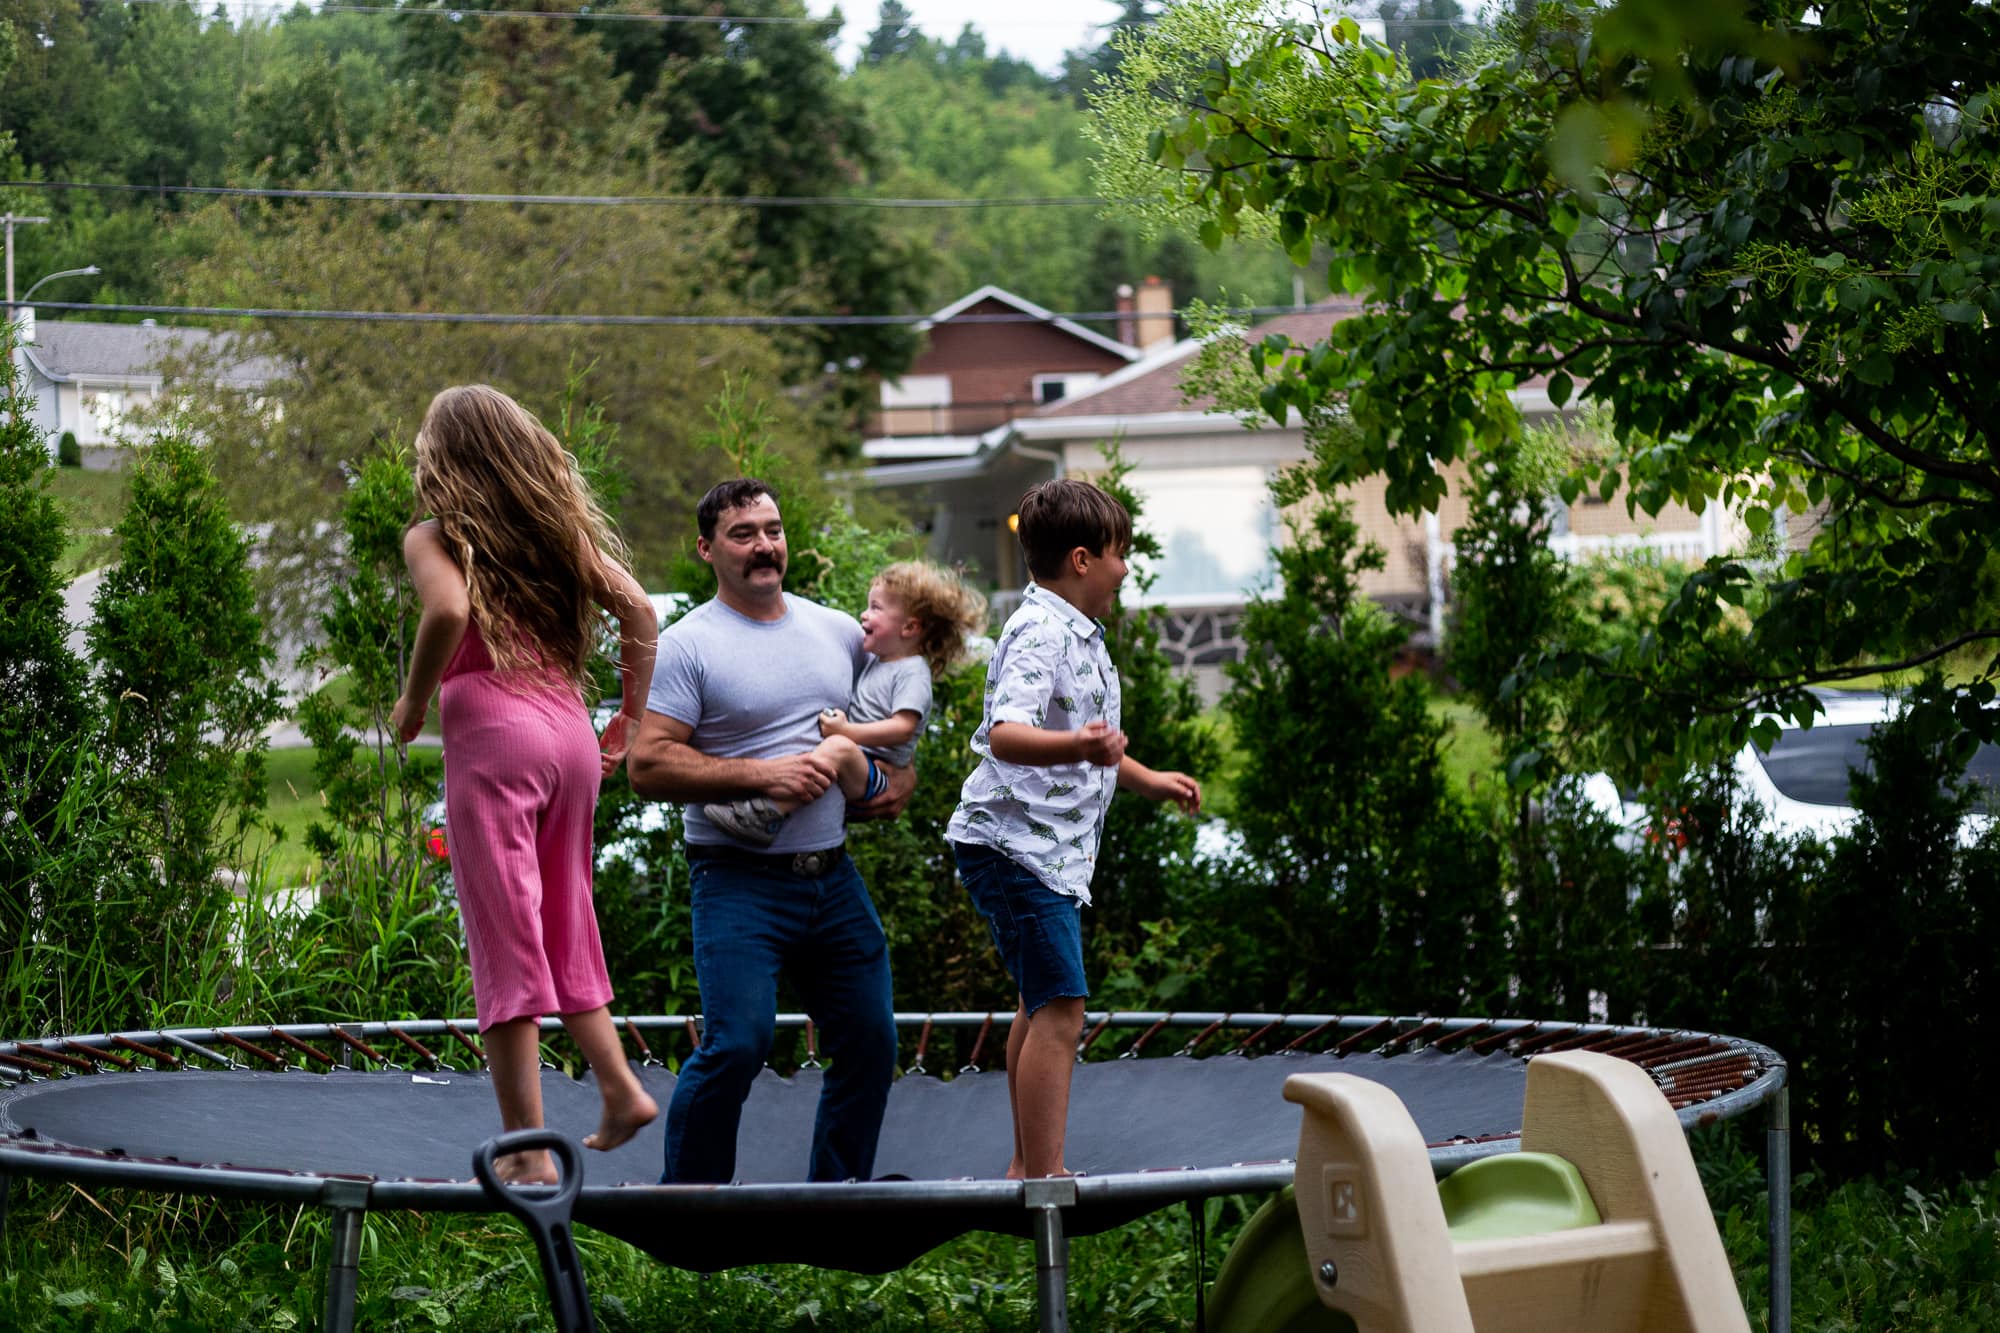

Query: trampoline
[[0, 1012, 1791, 1331]]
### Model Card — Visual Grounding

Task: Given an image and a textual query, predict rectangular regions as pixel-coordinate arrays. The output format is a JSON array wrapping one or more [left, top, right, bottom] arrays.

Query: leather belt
[[688, 842, 847, 878]]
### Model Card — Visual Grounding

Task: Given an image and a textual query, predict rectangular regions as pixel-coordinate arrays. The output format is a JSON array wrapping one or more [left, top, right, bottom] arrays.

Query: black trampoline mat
[[0, 1050, 1528, 1186]]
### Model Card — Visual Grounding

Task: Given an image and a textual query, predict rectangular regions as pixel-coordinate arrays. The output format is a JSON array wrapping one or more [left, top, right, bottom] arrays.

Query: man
[[628, 478, 914, 1184]]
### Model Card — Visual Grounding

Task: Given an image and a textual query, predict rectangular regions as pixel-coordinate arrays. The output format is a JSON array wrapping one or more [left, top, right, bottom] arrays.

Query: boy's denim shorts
[[952, 841, 1088, 1015]]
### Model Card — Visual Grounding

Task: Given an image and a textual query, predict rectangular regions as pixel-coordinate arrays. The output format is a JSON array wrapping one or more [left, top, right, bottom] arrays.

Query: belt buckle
[[790, 848, 835, 877]]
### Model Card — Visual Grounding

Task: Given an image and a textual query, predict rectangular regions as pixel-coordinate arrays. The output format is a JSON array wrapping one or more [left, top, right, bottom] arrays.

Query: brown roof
[[1034, 296, 1371, 420]]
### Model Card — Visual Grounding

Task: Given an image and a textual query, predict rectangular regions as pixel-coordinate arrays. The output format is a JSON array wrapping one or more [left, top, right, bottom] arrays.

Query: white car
[[1580, 690, 1999, 847]]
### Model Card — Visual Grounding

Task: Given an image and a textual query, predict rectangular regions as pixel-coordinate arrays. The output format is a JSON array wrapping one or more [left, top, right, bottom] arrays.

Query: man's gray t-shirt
[[850, 655, 932, 768], [647, 593, 865, 854]]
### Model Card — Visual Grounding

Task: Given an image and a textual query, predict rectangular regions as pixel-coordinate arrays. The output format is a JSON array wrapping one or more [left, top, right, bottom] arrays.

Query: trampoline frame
[[0, 1011, 1791, 1333]]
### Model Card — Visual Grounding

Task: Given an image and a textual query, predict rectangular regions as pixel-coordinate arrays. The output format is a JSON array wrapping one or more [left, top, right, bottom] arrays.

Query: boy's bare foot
[[1005, 1163, 1075, 1180], [583, 1086, 659, 1152], [497, 1149, 560, 1185]]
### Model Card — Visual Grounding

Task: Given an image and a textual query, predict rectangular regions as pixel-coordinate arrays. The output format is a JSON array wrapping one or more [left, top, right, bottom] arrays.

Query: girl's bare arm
[[392, 521, 470, 741]]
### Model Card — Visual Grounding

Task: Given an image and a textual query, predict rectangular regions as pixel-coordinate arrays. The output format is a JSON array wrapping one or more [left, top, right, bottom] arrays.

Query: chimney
[[1115, 283, 1137, 349], [1135, 275, 1174, 350]]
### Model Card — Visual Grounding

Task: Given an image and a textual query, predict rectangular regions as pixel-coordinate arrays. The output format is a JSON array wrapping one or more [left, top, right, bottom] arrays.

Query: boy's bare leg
[[485, 1017, 559, 1184], [1011, 995, 1086, 1178], [1003, 1000, 1030, 1178], [558, 1005, 660, 1152]]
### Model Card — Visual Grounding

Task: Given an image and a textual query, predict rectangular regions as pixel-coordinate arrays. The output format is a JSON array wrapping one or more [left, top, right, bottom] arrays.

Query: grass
[[44, 465, 128, 575], [246, 746, 330, 888], [6, 1139, 2000, 1330]]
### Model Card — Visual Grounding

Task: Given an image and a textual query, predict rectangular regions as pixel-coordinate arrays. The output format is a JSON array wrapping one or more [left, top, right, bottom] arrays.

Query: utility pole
[[1, 214, 50, 307]]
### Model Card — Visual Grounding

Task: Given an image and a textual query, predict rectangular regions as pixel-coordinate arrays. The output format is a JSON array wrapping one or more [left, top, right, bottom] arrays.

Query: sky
[[816, 0, 1131, 74]]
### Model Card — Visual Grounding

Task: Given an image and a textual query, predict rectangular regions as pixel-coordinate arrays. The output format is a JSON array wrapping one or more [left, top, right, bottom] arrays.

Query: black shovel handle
[[472, 1129, 595, 1333]]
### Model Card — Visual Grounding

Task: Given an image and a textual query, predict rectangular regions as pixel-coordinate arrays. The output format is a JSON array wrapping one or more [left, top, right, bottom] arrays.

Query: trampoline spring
[[0, 1050, 56, 1076], [1277, 1018, 1342, 1055], [1634, 1037, 1725, 1069], [161, 1032, 238, 1069], [906, 1018, 934, 1077], [110, 1035, 181, 1068], [1178, 1017, 1228, 1058], [387, 1026, 445, 1068], [1513, 1026, 1584, 1057], [1568, 1029, 1661, 1057], [11, 1044, 96, 1074], [1334, 1019, 1396, 1057], [267, 1029, 336, 1068], [1121, 1018, 1170, 1059], [962, 1015, 995, 1073], [802, 1020, 821, 1069], [1429, 1021, 1491, 1053], [443, 1023, 486, 1065], [328, 1027, 389, 1066], [1664, 1068, 1755, 1097], [684, 1015, 702, 1054], [63, 1040, 134, 1072], [1471, 1023, 1536, 1056], [1652, 1048, 1752, 1077], [1232, 1020, 1283, 1055], [622, 1019, 661, 1066], [217, 1032, 289, 1068], [1379, 1020, 1444, 1056], [1080, 1016, 1113, 1055]]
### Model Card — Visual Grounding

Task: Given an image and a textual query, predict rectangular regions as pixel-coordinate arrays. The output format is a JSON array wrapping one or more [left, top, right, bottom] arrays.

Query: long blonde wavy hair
[[413, 384, 629, 687]]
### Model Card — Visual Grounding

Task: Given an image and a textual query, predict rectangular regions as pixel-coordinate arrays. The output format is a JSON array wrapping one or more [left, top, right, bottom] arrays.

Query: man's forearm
[[628, 739, 768, 803]]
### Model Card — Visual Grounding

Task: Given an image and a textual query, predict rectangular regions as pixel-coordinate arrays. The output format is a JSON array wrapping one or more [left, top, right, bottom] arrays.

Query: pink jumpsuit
[[439, 620, 612, 1030]]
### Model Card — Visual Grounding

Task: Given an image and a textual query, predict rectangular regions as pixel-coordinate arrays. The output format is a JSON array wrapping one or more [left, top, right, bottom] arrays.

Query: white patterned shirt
[[946, 582, 1123, 903]]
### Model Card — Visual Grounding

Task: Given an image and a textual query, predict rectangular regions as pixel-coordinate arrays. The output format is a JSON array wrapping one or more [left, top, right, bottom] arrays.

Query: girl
[[391, 384, 658, 1184], [703, 560, 987, 845]]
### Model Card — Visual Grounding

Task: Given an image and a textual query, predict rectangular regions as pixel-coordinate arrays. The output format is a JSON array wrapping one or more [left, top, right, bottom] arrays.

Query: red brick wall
[[874, 299, 1130, 437]]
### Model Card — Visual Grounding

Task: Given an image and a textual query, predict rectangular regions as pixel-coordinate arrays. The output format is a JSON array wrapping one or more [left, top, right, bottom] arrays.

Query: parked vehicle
[[1580, 691, 2000, 847]]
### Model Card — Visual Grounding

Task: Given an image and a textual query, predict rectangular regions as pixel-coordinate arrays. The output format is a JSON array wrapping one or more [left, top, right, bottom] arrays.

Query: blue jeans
[[664, 847, 897, 1184], [953, 841, 1089, 1015]]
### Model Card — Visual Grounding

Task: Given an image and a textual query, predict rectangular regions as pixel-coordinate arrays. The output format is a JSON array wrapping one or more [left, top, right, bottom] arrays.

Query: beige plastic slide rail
[[1285, 1050, 1751, 1333]]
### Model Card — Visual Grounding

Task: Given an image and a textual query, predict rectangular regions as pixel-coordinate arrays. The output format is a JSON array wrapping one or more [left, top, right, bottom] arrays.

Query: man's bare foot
[[582, 1085, 659, 1152], [497, 1149, 560, 1185]]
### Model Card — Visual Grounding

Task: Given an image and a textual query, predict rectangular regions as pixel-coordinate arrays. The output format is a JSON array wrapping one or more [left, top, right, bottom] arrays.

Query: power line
[[126, 0, 837, 24], [0, 180, 1106, 209], [25, 298, 1316, 328]]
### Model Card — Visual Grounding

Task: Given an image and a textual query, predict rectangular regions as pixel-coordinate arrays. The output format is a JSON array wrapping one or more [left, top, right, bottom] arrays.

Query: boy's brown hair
[[1014, 479, 1132, 581]]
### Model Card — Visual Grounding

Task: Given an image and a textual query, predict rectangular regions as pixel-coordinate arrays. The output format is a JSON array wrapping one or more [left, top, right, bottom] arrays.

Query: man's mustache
[[747, 556, 784, 570]]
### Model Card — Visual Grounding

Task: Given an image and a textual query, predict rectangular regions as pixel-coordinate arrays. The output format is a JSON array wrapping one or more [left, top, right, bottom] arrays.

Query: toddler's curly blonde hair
[[873, 561, 988, 678]]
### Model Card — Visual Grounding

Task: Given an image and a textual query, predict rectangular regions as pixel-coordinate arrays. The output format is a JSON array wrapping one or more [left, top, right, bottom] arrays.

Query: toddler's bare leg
[[816, 734, 875, 803], [485, 1017, 559, 1184], [558, 1005, 659, 1152]]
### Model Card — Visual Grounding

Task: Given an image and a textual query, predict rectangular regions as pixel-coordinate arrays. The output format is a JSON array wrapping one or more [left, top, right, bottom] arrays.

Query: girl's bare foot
[[497, 1148, 560, 1185], [582, 1085, 659, 1152]]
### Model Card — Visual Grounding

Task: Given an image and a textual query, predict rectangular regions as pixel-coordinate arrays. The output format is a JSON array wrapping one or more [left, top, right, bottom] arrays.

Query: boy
[[946, 478, 1202, 1179]]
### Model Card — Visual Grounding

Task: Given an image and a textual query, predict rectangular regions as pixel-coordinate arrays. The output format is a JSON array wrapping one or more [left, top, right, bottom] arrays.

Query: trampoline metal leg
[[322, 1181, 369, 1333], [1025, 1177, 1076, 1333], [0, 1171, 10, 1248], [1767, 1085, 1792, 1333]]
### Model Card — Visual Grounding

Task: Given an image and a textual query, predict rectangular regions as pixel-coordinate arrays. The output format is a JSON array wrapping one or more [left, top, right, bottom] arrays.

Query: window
[[879, 375, 952, 410], [1119, 466, 1277, 603], [80, 386, 127, 441], [1031, 372, 1102, 405]]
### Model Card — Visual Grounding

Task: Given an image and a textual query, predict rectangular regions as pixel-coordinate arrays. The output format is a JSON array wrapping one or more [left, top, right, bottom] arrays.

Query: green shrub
[[56, 429, 80, 467], [1219, 471, 1508, 1014]]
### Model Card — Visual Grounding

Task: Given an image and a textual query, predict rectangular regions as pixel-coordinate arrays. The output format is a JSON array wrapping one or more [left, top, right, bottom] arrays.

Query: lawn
[[44, 464, 127, 575]]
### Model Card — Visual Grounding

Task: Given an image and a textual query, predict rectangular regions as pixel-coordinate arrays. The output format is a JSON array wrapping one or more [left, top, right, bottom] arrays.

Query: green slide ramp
[[1204, 1152, 1599, 1333]]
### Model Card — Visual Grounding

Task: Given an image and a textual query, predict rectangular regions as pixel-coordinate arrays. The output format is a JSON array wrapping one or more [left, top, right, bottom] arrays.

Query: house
[[11, 312, 279, 465], [866, 298, 1729, 700], [864, 282, 1162, 460]]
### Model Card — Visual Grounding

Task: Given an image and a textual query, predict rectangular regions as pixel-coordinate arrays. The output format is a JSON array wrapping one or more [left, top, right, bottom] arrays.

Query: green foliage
[[88, 431, 283, 897], [293, 442, 443, 901], [55, 431, 79, 468], [1219, 473, 1508, 1013], [1089, 443, 1223, 989], [1102, 0, 2000, 777]]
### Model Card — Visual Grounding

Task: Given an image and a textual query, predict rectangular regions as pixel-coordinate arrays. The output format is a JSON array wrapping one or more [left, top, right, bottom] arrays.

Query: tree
[[89, 431, 283, 896], [1377, 0, 1474, 81], [1098, 0, 2000, 779], [164, 18, 792, 602], [861, 1, 921, 64]]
